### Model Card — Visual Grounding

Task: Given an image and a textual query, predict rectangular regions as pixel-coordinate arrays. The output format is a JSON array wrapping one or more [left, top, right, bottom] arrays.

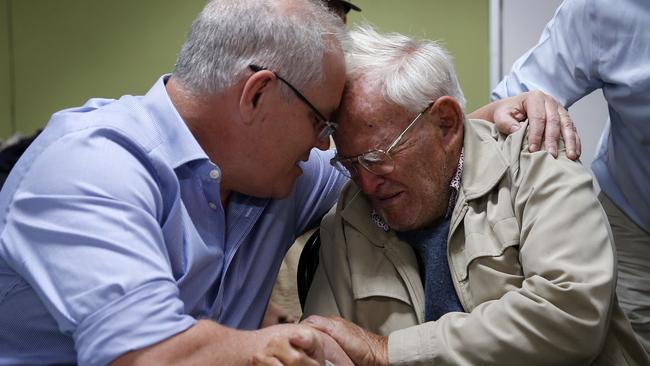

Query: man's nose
[[355, 167, 384, 195]]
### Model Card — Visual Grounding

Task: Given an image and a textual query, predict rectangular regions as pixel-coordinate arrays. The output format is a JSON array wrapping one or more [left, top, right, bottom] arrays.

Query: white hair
[[344, 24, 466, 112], [173, 0, 346, 95]]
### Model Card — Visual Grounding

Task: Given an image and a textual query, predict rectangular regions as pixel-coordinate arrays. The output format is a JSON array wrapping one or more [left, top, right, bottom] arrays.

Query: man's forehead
[[340, 78, 407, 128], [340, 77, 382, 119], [335, 85, 409, 154]]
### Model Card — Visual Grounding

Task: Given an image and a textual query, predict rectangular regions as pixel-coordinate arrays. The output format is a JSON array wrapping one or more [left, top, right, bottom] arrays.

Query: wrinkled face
[[256, 48, 346, 199], [333, 77, 453, 231]]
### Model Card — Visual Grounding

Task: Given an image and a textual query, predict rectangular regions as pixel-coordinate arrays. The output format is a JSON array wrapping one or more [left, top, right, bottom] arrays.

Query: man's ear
[[429, 96, 463, 150], [430, 96, 463, 148], [239, 70, 276, 125]]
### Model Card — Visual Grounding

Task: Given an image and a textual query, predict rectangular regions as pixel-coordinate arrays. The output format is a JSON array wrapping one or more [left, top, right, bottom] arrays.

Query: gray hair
[[343, 24, 466, 112], [173, 0, 346, 95]]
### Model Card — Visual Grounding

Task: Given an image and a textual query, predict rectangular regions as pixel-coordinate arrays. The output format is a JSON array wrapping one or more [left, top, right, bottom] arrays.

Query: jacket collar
[[460, 118, 509, 200]]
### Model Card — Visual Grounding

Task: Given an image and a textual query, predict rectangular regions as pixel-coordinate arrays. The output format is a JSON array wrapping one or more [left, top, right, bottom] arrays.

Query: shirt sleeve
[[292, 149, 348, 236], [491, 0, 603, 107], [0, 130, 195, 366]]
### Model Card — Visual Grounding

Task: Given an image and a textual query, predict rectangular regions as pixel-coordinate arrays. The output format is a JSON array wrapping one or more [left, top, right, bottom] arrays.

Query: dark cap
[[327, 0, 361, 13]]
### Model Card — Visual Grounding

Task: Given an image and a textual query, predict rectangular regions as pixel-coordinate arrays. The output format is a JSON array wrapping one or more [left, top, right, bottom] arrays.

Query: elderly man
[[0, 0, 576, 365], [302, 26, 649, 365]]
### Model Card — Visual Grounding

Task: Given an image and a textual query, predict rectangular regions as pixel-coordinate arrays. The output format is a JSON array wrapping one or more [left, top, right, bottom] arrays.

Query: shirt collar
[[140, 74, 209, 169]]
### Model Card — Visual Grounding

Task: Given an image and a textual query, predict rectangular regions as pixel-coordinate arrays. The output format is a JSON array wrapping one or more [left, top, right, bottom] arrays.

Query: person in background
[[299, 25, 648, 365], [323, 0, 361, 23], [491, 0, 650, 352], [0, 0, 576, 365]]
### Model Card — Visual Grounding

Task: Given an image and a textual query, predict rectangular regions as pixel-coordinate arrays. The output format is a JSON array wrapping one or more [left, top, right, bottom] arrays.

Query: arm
[[491, 0, 600, 160], [113, 321, 331, 366]]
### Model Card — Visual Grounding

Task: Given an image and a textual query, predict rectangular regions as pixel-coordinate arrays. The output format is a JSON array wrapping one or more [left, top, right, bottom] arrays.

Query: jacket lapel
[[340, 185, 425, 323]]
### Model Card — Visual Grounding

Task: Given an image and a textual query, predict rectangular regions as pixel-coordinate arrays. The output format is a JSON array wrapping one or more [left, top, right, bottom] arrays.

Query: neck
[[166, 76, 243, 205]]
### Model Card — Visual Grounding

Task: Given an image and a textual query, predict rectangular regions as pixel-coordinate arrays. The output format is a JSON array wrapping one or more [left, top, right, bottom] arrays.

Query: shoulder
[[4, 120, 167, 220]]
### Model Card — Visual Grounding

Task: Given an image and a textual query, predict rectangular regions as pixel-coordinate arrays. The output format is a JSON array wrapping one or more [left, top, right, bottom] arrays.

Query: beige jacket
[[303, 119, 649, 365]]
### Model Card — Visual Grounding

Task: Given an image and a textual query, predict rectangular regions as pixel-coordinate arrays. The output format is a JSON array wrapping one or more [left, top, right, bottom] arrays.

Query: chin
[[378, 209, 416, 232], [381, 206, 436, 232], [387, 219, 421, 232]]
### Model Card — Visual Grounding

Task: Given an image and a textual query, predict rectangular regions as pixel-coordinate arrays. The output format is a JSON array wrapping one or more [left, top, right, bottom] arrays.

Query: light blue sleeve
[[491, 0, 603, 107], [0, 130, 195, 366], [292, 149, 348, 236]]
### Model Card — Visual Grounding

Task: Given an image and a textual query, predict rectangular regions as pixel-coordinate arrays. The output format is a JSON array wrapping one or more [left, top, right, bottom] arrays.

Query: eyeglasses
[[330, 102, 434, 179], [249, 64, 337, 141]]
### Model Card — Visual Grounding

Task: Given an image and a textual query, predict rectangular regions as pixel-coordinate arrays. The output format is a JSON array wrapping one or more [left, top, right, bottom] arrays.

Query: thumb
[[290, 327, 324, 362], [494, 107, 525, 135]]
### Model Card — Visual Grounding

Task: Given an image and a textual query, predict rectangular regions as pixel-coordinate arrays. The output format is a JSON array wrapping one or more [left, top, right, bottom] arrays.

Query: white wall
[[494, 0, 608, 189]]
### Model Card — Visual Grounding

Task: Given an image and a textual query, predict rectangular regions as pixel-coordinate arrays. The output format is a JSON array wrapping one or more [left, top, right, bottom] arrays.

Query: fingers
[[251, 354, 286, 366], [253, 325, 325, 366], [303, 316, 388, 366], [493, 91, 582, 160], [558, 107, 581, 160], [492, 99, 526, 135], [314, 329, 354, 366], [255, 332, 323, 366], [301, 316, 334, 337], [289, 327, 325, 364], [521, 90, 551, 154], [542, 96, 561, 158]]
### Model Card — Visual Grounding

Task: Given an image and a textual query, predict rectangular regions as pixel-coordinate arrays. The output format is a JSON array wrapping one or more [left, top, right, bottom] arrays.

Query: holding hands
[[251, 323, 353, 366]]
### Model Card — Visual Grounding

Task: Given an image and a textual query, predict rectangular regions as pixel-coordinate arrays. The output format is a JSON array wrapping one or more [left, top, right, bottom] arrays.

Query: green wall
[[4, 0, 206, 139], [347, 0, 489, 114], [1, 0, 12, 138], [1, 0, 489, 139]]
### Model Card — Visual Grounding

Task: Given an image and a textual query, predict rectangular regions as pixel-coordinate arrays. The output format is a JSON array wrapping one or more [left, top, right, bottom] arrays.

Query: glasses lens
[[359, 150, 393, 175]]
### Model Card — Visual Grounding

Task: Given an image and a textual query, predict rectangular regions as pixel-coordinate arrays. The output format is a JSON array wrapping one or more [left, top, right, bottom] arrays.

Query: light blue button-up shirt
[[492, 0, 650, 232], [0, 75, 346, 365]]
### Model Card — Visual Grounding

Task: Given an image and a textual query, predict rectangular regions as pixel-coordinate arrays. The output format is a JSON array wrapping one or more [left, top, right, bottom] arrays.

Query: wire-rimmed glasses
[[330, 102, 434, 179]]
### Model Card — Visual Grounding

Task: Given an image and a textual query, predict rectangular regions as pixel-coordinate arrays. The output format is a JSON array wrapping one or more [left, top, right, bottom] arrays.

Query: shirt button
[[208, 202, 217, 210], [209, 169, 221, 180]]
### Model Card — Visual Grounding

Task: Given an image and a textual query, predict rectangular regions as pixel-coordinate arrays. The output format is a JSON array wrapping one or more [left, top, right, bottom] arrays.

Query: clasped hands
[[250, 315, 387, 366]]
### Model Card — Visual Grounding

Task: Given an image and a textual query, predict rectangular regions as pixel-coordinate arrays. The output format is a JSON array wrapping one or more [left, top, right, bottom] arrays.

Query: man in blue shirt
[[0, 1, 351, 365], [0, 0, 577, 365], [492, 0, 650, 352]]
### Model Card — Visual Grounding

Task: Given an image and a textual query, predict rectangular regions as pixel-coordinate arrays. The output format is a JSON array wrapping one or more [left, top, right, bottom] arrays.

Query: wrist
[[372, 335, 389, 366]]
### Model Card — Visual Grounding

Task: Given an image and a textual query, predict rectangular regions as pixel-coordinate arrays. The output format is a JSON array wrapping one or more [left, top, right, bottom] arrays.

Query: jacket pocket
[[350, 266, 419, 335], [350, 258, 412, 305], [451, 215, 525, 306]]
